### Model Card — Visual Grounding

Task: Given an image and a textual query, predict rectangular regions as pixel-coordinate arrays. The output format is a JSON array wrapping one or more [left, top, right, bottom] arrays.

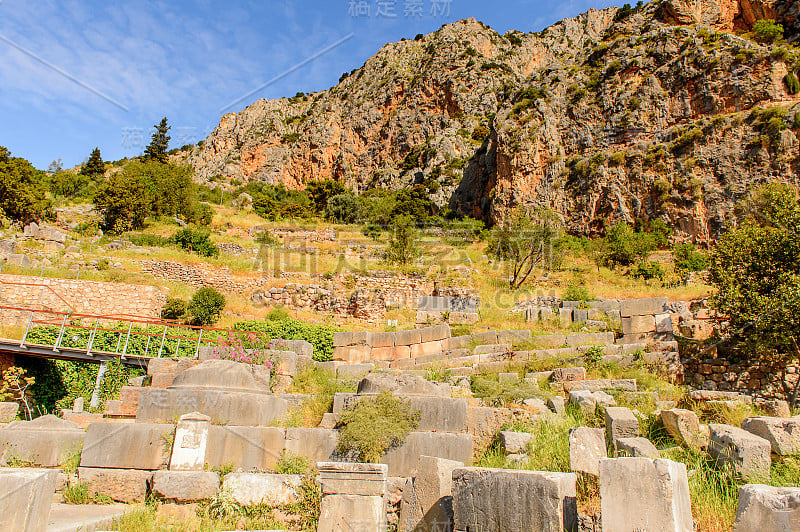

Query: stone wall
[[139, 260, 269, 294], [0, 273, 166, 324], [333, 325, 453, 363], [681, 346, 800, 400]]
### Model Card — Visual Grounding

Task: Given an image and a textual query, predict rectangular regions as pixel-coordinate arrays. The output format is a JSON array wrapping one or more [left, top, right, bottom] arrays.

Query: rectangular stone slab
[[0, 468, 57, 532], [204, 426, 286, 471], [136, 388, 288, 426], [80, 422, 173, 470], [381, 432, 472, 477], [452, 467, 577, 532]]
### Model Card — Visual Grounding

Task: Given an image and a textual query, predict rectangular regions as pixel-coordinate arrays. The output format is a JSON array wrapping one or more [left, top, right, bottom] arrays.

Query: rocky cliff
[[184, 0, 800, 243]]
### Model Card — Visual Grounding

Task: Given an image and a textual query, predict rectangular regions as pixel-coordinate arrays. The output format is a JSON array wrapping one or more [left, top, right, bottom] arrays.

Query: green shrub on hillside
[[188, 287, 226, 326], [170, 228, 219, 258], [325, 193, 360, 223], [784, 72, 800, 95], [336, 391, 421, 462], [0, 146, 53, 223], [596, 222, 656, 268], [161, 297, 187, 321], [751, 19, 783, 43], [673, 243, 708, 274]]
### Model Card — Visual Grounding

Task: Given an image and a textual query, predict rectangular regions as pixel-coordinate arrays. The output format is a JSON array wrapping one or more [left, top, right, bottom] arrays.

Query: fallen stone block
[[569, 427, 606, 476], [382, 432, 473, 477], [599, 457, 692, 532], [500, 431, 532, 454], [80, 422, 172, 470], [152, 470, 219, 502], [548, 396, 566, 415], [660, 409, 703, 448], [399, 455, 463, 532], [0, 415, 84, 468], [78, 467, 153, 503], [205, 426, 285, 471], [551, 367, 586, 383], [620, 297, 668, 317], [357, 373, 449, 397], [522, 397, 548, 415], [223, 473, 302, 506], [604, 407, 639, 443], [688, 390, 751, 402], [0, 468, 57, 532], [562, 379, 611, 392], [733, 484, 800, 532], [0, 402, 19, 422], [709, 424, 771, 480], [452, 467, 577, 532], [741, 416, 800, 456], [568, 390, 616, 416], [614, 437, 659, 458]]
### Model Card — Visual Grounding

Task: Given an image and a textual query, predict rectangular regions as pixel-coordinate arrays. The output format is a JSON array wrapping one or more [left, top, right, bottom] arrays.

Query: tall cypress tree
[[143, 117, 171, 163], [80, 148, 104, 177]]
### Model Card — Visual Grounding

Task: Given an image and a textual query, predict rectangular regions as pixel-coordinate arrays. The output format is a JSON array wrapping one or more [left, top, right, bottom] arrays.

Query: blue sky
[[0, 0, 615, 170]]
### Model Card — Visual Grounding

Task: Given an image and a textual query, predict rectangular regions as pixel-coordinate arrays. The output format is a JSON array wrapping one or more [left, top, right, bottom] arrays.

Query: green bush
[[630, 261, 665, 280], [274, 451, 310, 475], [161, 297, 187, 321], [673, 243, 708, 273], [597, 222, 656, 268], [325, 193, 360, 223], [188, 287, 226, 326], [785, 72, 800, 95], [385, 214, 420, 265], [751, 19, 783, 43], [128, 233, 170, 247], [563, 283, 592, 302], [0, 146, 53, 223], [170, 228, 219, 258], [336, 391, 421, 462], [234, 319, 340, 361]]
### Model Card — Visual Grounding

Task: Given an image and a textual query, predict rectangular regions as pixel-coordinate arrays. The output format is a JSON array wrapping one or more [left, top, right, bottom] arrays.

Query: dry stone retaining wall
[[0, 273, 166, 324]]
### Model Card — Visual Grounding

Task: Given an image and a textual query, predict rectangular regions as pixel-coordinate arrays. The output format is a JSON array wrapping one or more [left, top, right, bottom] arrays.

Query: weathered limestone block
[[604, 407, 639, 443], [0, 415, 84, 468], [332, 345, 372, 362], [80, 422, 172, 470], [499, 431, 532, 454], [205, 426, 285, 470], [660, 409, 703, 448], [284, 427, 338, 463], [565, 332, 615, 347], [758, 399, 791, 418], [152, 471, 220, 502], [382, 432, 473, 477], [548, 396, 566, 415], [497, 329, 532, 345], [0, 402, 19, 422], [709, 424, 771, 480], [733, 484, 800, 532], [551, 367, 586, 382], [169, 412, 210, 471], [333, 331, 370, 347], [741, 417, 800, 456], [136, 388, 287, 426], [78, 467, 153, 503], [599, 457, 692, 532], [399, 455, 463, 532], [452, 468, 577, 532], [357, 373, 449, 397], [568, 390, 616, 416], [317, 462, 387, 532], [0, 468, 57, 532], [620, 297, 668, 317], [614, 437, 660, 458], [569, 427, 607, 476], [622, 315, 657, 335], [223, 473, 302, 506], [335, 363, 375, 379]]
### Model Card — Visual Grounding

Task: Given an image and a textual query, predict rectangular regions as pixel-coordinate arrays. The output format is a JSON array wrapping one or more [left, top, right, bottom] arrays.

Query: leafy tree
[[161, 297, 187, 321], [188, 287, 226, 326], [49, 171, 91, 198], [170, 228, 219, 257], [595, 222, 655, 268], [47, 158, 63, 173], [709, 183, 800, 406], [0, 146, 53, 223], [251, 183, 313, 220], [81, 148, 105, 178], [386, 214, 420, 265], [490, 208, 563, 289], [673, 243, 708, 275], [0, 366, 35, 420], [306, 179, 346, 213], [325, 193, 360, 223], [94, 170, 150, 233], [393, 185, 434, 222], [751, 19, 783, 43], [143, 117, 171, 163]]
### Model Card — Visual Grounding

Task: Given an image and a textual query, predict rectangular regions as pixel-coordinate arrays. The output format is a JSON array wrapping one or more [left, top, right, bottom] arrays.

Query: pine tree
[[143, 117, 171, 163], [80, 148, 104, 177]]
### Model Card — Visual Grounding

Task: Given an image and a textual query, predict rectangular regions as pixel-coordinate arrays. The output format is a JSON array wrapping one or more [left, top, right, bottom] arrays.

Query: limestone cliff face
[[185, 1, 800, 243]]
